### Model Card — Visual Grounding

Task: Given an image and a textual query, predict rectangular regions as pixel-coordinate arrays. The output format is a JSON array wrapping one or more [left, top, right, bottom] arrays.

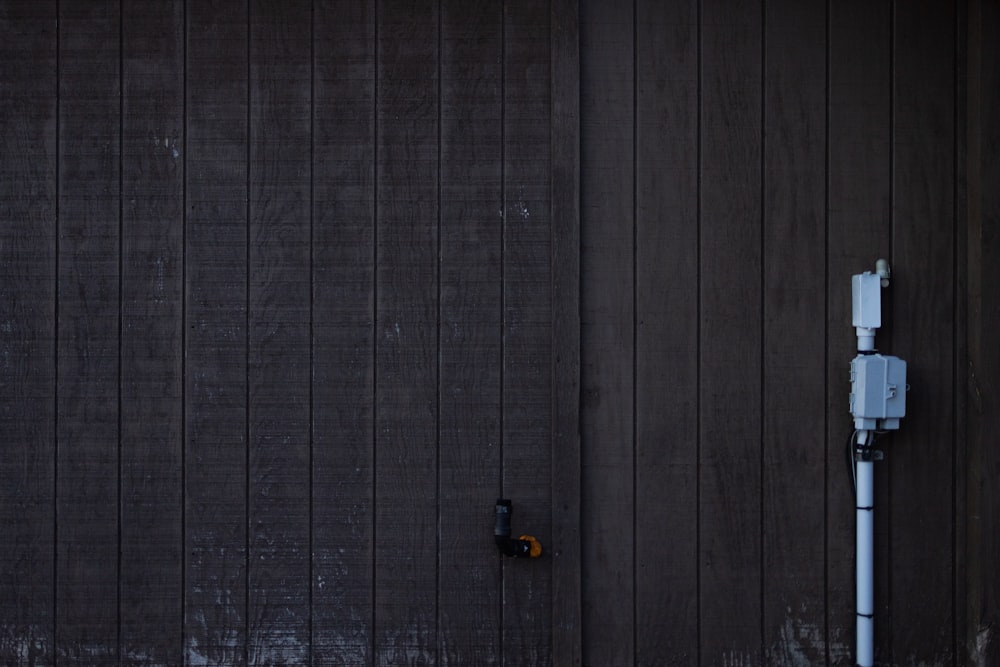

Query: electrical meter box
[[850, 354, 907, 431]]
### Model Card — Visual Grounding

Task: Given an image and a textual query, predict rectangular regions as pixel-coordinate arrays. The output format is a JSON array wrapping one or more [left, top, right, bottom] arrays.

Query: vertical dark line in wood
[[181, 0, 188, 655], [308, 1, 316, 661], [823, 0, 831, 663], [695, 0, 702, 660], [53, 1, 61, 655], [889, 0, 898, 261], [631, 0, 638, 660], [244, 1, 251, 662], [951, 3, 962, 660], [435, 0, 443, 654], [371, 0, 379, 655], [499, 3, 507, 658], [888, 0, 900, 652], [759, 0, 767, 655], [117, 0, 125, 656], [499, 0, 506, 500]]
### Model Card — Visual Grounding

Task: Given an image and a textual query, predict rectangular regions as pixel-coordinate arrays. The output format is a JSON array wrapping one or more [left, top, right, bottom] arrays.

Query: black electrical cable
[[846, 429, 882, 499], [846, 429, 857, 499]]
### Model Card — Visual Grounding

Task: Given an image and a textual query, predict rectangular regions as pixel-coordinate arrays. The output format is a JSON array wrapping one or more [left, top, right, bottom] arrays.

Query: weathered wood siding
[[964, 2, 1000, 666], [1, 0, 998, 666], [1, 0, 575, 664], [579, 0, 998, 666]]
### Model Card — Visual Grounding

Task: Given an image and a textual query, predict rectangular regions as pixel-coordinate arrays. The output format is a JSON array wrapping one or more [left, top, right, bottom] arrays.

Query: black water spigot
[[494, 498, 541, 558]]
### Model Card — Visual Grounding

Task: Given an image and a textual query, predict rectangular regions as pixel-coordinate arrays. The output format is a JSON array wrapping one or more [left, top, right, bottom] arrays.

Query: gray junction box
[[850, 353, 907, 431]]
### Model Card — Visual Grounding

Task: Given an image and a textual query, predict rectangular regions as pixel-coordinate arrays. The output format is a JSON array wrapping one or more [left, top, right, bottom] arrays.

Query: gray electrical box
[[852, 273, 883, 329], [850, 354, 907, 431]]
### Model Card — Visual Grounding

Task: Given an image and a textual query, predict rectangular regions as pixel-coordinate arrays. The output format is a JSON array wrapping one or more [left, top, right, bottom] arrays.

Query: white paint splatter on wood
[[768, 613, 826, 667], [0, 625, 50, 665], [973, 624, 994, 664]]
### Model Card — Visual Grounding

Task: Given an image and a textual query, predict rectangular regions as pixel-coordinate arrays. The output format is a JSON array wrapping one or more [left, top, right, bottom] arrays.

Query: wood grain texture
[[953, 1, 968, 656], [579, 2, 634, 664], [246, 1, 312, 663], [184, 0, 249, 663], [0, 2, 57, 663], [311, 1, 376, 664], [965, 3, 1000, 663], [698, 0, 763, 662], [825, 2, 892, 664], [119, 0, 184, 663], [634, 0, 699, 663], [374, 1, 439, 663], [55, 2, 120, 662], [761, 0, 827, 664], [890, 2, 956, 664], [503, 1, 554, 663], [549, 0, 582, 662], [438, 0, 503, 663]]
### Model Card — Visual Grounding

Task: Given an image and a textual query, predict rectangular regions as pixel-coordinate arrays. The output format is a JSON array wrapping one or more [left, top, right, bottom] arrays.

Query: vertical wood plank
[[374, 1, 439, 662], [952, 2, 968, 660], [55, 2, 120, 661], [550, 0, 582, 662], [579, 1, 634, 663], [826, 2, 892, 663], [185, 0, 249, 662], [952, 2, 978, 664], [634, 0, 699, 663], [120, 0, 184, 663], [0, 2, 57, 663], [890, 2, 956, 664], [761, 0, 827, 663], [965, 2, 1000, 663], [503, 0, 554, 663], [246, 1, 312, 663], [698, 0, 763, 662], [311, 1, 376, 664], [438, 0, 503, 663]]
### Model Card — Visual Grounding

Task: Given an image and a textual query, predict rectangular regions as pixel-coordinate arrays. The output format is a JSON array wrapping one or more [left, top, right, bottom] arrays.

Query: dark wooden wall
[[1, 1, 997, 666], [964, 2, 1000, 667], [1, 0, 578, 664], [578, 0, 999, 666]]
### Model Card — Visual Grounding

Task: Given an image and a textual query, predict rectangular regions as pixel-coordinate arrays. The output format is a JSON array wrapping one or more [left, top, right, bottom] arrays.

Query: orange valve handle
[[518, 534, 543, 558]]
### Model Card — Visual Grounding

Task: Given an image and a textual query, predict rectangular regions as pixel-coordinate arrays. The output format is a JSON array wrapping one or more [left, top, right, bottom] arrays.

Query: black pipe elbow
[[494, 498, 542, 558]]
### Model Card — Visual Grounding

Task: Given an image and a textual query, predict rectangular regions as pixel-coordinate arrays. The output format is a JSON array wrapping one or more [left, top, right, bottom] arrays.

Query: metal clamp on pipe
[[494, 499, 542, 558]]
